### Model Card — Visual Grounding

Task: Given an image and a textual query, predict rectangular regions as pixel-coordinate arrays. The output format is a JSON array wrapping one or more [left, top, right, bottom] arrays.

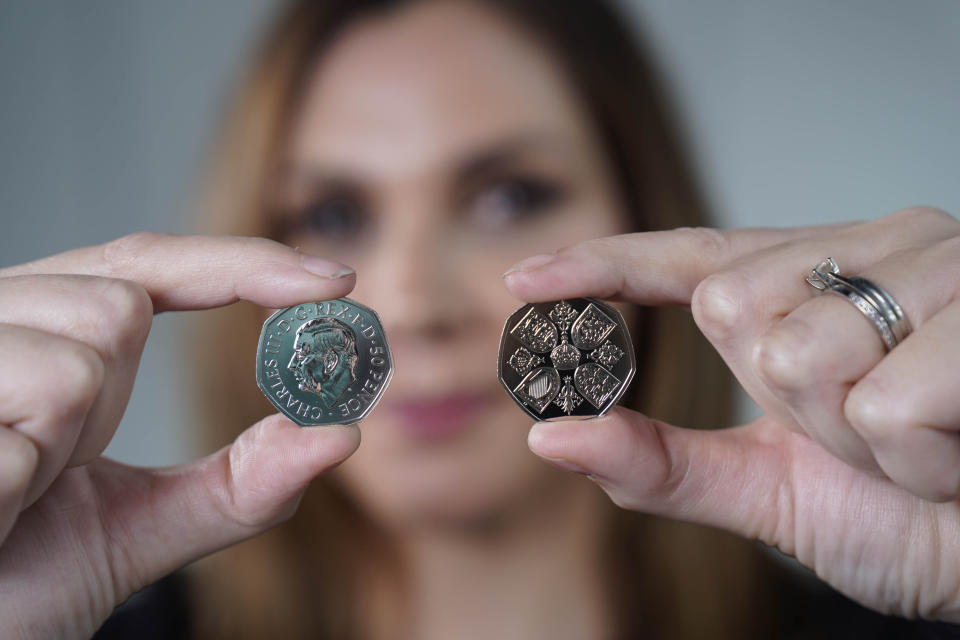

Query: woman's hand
[[505, 206, 960, 622], [0, 233, 360, 638]]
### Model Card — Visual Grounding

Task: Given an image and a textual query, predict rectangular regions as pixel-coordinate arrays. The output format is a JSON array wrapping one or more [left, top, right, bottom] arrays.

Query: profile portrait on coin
[[5, 0, 960, 639], [288, 317, 359, 407], [149, 1, 960, 638]]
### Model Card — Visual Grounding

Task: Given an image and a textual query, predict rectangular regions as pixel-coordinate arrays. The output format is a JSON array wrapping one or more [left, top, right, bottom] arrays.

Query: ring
[[806, 257, 913, 352]]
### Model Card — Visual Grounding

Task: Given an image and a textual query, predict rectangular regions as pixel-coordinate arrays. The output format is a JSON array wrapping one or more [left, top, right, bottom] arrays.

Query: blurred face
[[272, 0, 626, 530]]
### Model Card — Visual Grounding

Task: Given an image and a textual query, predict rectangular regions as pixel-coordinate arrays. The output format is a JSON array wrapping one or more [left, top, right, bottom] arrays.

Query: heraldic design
[[507, 300, 627, 415]]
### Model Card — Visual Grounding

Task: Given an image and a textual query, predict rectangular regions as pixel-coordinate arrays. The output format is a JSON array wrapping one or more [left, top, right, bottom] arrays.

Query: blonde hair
[[189, 1, 775, 637]]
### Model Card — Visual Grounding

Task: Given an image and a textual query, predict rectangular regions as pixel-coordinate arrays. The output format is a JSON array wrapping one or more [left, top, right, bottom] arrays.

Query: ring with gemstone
[[806, 257, 913, 352]]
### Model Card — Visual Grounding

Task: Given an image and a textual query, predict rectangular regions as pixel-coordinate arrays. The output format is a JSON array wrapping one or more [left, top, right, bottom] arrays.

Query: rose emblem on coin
[[256, 298, 393, 426], [498, 298, 635, 420]]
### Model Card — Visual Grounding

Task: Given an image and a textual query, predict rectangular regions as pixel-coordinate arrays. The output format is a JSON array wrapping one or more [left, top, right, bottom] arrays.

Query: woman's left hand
[[504, 206, 960, 622]]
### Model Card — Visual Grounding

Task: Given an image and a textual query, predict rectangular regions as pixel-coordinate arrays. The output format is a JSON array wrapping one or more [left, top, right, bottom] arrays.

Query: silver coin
[[497, 298, 635, 420], [256, 298, 393, 426]]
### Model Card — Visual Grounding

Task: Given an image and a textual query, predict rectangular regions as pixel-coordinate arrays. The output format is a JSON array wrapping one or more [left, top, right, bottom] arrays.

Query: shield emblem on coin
[[497, 298, 635, 420]]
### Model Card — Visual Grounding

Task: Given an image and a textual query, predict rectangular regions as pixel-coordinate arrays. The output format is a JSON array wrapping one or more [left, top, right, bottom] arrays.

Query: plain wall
[[1, 1, 958, 466]]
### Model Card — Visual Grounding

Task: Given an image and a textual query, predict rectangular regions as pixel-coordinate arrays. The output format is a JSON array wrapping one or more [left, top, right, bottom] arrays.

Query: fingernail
[[584, 474, 604, 488], [502, 253, 555, 278], [301, 254, 355, 279]]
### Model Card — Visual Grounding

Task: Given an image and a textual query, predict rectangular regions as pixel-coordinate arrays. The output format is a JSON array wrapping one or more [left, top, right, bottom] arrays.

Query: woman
[[1, 0, 959, 638], [191, 0, 756, 636]]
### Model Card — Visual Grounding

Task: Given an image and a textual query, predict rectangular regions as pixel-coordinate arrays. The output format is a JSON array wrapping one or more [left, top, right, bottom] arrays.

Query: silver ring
[[842, 276, 911, 344], [806, 257, 913, 352]]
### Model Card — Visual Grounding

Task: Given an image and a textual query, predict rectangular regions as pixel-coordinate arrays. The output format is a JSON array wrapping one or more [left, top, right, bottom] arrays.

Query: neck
[[362, 474, 613, 640]]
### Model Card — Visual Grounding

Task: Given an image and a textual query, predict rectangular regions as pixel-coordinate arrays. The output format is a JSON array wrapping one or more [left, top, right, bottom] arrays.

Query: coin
[[497, 298, 635, 420], [256, 298, 393, 426]]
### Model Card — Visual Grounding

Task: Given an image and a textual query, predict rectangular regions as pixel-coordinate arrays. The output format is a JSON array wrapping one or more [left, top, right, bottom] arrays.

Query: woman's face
[[273, 0, 626, 529]]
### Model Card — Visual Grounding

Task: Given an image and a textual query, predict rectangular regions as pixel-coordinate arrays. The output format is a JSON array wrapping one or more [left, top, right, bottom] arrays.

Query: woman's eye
[[300, 197, 366, 240], [467, 177, 564, 230]]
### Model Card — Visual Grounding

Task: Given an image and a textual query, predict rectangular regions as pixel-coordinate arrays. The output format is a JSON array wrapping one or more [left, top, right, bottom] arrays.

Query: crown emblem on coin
[[498, 298, 635, 420], [548, 301, 581, 370], [550, 342, 581, 370]]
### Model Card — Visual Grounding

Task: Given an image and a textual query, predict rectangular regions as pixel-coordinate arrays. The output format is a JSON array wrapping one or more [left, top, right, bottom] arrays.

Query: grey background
[[1, 1, 958, 466]]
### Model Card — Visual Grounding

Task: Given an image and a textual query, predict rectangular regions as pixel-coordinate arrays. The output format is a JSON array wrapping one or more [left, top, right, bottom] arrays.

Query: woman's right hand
[[0, 233, 361, 639], [505, 208, 960, 622]]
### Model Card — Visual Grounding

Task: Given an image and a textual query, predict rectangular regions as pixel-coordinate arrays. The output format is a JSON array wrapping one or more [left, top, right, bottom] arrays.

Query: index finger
[[0, 233, 356, 312], [502, 225, 844, 306]]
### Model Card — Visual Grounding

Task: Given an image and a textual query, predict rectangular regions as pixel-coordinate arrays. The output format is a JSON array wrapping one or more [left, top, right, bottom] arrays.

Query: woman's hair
[[191, 0, 777, 637]]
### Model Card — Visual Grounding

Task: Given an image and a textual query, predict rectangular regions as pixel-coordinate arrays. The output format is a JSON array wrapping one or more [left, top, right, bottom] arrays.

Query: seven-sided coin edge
[[256, 297, 633, 425], [256, 298, 393, 426], [497, 298, 635, 421]]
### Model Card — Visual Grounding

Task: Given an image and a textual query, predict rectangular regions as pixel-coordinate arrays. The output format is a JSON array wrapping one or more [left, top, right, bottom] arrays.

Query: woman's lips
[[384, 390, 496, 440]]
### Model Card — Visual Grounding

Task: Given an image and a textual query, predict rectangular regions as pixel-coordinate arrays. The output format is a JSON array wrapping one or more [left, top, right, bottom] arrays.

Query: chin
[[335, 403, 554, 531]]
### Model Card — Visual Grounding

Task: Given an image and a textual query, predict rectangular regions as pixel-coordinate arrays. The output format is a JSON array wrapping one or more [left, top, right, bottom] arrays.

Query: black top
[[92, 572, 192, 640], [92, 568, 960, 640]]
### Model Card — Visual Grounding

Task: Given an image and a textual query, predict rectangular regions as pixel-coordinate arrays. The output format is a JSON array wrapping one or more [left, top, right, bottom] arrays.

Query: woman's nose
[[360, 216, 465, 340]]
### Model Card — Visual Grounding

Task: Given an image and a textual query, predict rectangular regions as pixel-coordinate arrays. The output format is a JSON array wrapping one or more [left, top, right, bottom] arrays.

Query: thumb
[[98, 414, 360, 597], [527, 407, 790, 546]]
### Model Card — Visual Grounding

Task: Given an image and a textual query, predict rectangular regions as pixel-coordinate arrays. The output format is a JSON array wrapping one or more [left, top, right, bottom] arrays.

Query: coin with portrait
[[256, 298, 393, 426]]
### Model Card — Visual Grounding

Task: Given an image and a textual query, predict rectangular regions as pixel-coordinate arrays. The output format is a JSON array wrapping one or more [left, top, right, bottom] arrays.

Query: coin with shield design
[[498, 298, 635, 420], [256, 298, 393, 426]]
